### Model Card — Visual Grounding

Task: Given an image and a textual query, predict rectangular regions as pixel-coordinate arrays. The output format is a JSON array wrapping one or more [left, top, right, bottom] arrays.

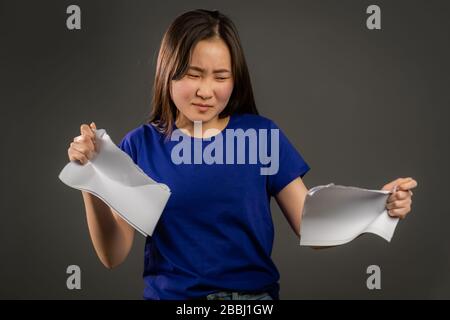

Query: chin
[[186, 111, 217, 123]]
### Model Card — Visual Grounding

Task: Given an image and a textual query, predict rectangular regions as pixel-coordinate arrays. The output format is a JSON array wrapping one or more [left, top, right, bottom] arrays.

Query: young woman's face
[[171, 37, 234, 124]]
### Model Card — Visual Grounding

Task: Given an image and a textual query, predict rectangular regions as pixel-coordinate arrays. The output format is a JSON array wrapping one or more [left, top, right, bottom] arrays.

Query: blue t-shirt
[[118, 113, 310, 300]]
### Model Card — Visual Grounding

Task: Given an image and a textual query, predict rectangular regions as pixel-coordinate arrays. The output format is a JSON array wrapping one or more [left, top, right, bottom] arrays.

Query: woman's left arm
[[275, 176, 418, 239]]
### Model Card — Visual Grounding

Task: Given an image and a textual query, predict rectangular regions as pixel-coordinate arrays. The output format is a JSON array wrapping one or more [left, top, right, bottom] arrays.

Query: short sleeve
[[266, 121, 310, 197], [117, 134, 138, 164]]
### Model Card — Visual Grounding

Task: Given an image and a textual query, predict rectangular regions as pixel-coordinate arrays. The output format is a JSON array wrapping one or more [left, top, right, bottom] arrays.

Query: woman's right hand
[[68, 122, 97, 165]]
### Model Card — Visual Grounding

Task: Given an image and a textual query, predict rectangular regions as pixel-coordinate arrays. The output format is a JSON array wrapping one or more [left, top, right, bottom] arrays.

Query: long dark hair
[[147, 9, 259, 137]]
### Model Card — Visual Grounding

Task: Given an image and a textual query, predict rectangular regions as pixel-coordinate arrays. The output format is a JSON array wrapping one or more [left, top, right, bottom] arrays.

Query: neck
[[175, 115, 230, 138]]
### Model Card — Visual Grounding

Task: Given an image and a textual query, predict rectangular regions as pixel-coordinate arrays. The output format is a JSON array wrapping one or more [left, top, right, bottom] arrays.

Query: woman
[[67, 9, 417, 300]]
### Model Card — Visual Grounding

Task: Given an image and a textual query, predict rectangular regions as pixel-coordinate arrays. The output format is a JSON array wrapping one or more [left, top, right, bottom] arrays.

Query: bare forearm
[[275, 177, 308, 239], [81, 191, 134, 268]]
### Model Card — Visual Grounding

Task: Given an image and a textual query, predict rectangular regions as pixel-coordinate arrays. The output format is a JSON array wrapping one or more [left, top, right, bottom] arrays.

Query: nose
[[196, 81, 213, 100]]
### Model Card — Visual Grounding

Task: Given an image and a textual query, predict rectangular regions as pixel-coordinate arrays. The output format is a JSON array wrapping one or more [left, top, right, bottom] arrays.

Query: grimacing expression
[[171, 37, 234, 123]]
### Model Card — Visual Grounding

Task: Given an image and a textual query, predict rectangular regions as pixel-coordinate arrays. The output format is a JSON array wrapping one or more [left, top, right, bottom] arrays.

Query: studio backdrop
[[1, 0, 449, 299]]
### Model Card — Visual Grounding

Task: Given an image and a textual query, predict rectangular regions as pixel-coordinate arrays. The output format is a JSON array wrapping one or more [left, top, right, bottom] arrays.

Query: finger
[[72, 135, 95, 150], [387, 190, 411, 202], [397, 179, 418, 191], [70, 141, 95, 159], [68, 148, 89, 165], [80, 124, 95, 141], [73, 134, 92, 143], [388, 207, 409, 219], [381, 177, 412, 192], [70, 141, 89, 155], [89, 122, 97, 151], [80, 125, 96, 151], [386, 198, 412, 210]]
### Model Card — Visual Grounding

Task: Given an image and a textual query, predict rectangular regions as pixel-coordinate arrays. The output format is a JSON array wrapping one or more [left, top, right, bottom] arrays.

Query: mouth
[[192, 103, 213, 111]]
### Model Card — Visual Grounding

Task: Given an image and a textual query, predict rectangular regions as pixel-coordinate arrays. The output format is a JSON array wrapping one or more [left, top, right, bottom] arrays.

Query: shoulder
[[119, 123, 163, 148], [232, 113, 277, 130]]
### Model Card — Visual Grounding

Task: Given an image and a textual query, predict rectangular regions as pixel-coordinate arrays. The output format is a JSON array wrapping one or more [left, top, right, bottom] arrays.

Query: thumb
[[89, 122, 97, 151], [382, 177, 409, 192], [382, 184, 397, 194], [381, 180, 398, 192]]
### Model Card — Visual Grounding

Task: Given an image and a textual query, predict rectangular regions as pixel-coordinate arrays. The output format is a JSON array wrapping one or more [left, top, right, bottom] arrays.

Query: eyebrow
[[188, 66, 231, 74]]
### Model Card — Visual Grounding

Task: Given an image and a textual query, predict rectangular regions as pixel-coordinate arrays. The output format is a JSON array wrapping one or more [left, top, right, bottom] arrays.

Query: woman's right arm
[[68, 123, 135, 269]]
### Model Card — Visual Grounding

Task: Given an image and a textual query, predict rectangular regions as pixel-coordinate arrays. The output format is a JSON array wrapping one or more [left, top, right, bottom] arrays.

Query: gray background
[[1, 0, 449, 299]]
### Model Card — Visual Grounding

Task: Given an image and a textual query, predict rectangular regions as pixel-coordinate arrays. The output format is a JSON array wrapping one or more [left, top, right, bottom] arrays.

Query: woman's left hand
[[381, 177, 418, 219], [381, 178, 417, 219]]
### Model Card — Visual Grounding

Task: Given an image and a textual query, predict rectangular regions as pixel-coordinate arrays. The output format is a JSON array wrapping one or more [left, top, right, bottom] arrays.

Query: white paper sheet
[[299, 183, 399, 246], [58, 129, 171, 237]]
